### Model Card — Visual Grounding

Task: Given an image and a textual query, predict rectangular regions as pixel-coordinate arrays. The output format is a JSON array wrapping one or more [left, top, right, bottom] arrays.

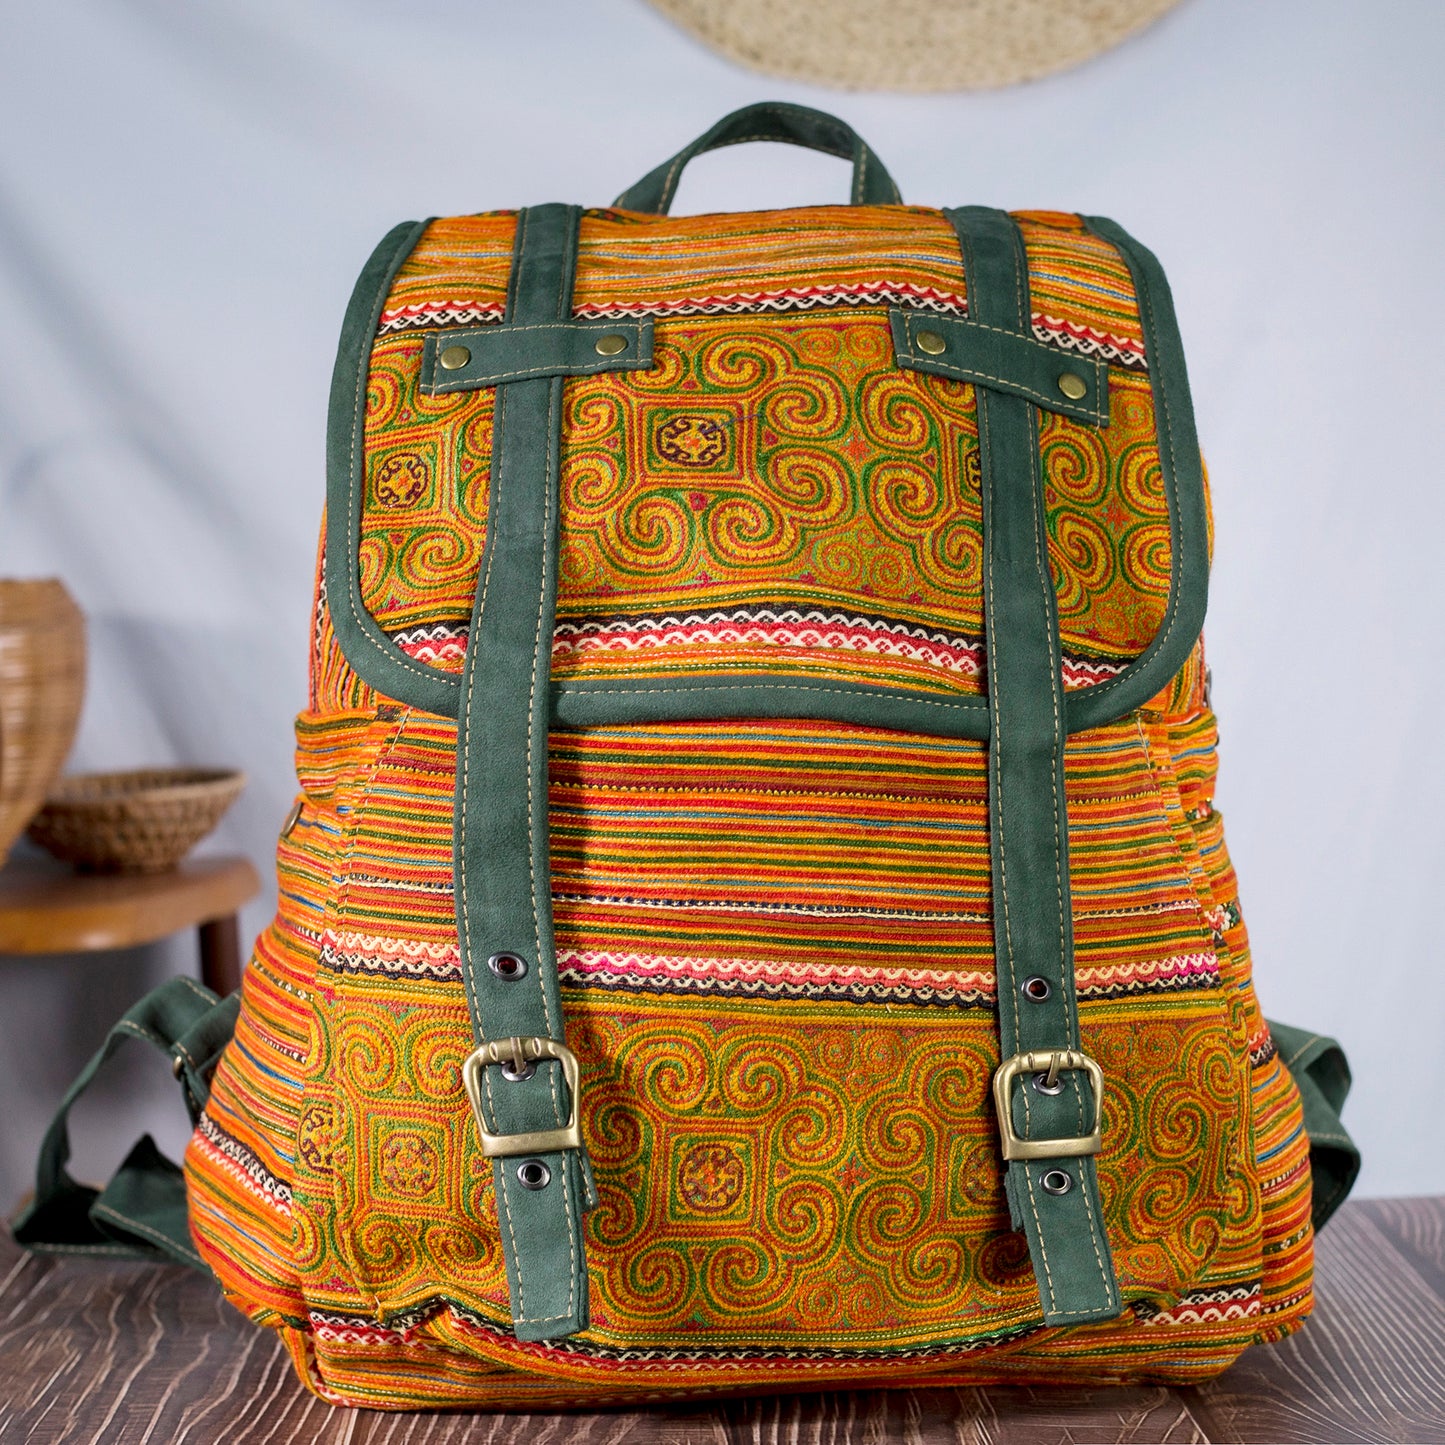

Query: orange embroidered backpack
[[18, 104, 1358, 1409]]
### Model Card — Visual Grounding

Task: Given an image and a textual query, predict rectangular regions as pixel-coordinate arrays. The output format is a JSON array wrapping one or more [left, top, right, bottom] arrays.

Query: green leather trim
[[453, 203, 591, 1342], [1267, 1020, 1360, 1232], [173, 992, 241, 1122], [322, 214, 1204, 741], [552, 673, 988, 737], [11, 976, 234, 1271], [324, 218, 462, 717], [1064, 218, 1210, 731], [890, 309, 1108, 427], [613, 101, 902, 214], [949, 204, 1121, 1327], [420, 319, 654, 394]]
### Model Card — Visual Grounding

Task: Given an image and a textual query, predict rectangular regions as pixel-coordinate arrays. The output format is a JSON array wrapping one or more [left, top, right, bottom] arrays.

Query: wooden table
[[1, 1197, 1441, 1444], [0, 855, 261, 996]]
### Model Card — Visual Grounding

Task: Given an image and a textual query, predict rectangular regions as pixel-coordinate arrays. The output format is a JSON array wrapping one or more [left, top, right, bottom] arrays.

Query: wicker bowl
[[25, 768, 246, 874]]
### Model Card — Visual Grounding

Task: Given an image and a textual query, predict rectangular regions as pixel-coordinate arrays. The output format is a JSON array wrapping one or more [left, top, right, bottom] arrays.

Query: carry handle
[[613, 101, 902, 214]]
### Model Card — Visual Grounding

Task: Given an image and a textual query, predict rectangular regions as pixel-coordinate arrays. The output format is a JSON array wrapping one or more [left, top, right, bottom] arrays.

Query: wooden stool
[[0, 855, 261, 996]]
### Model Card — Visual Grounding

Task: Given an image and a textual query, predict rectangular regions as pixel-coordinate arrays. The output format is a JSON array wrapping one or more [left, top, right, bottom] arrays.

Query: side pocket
[[186, 707, 383, 1332], [1157, 703, 1321, 1341]]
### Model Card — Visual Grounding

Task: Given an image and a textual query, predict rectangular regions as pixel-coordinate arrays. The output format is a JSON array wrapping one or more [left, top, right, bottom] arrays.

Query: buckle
[[991, 1049, 1104, 1161], [462, 1037, 582, 1159]]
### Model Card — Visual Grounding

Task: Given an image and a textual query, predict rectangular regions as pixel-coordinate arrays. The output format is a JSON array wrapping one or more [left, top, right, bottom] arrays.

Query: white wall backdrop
[[1, 0, 1441, 1210]]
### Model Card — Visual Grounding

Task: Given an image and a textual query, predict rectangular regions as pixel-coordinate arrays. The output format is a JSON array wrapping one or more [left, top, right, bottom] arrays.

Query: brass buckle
[[462, 1037, 582, 1159], [991, 1049, 1105, 1162]]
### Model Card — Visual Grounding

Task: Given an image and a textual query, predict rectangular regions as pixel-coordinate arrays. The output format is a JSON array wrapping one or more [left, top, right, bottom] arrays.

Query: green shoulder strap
[[11, 976, 237, 1269], [946, 205, 1122, 1327], [1267, 1020, 1360, 1230]]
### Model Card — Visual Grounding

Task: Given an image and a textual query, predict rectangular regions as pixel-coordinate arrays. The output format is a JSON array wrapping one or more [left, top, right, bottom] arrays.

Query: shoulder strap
[[1268, 1020, 1360, 1230], [11, 976, 237, 1269], [946, 205, 1122, 1326]]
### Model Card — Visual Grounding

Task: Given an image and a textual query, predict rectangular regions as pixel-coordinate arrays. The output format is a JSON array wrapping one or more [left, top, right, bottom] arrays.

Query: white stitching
[[901, 352, 1104, 424], [1014, 222, 1116, 1310], [481, 1072, 530, 1322], [114, 1020, 169, 1051], [971, 212, 1116, 1319], [1070, 230, 1186, 702], [1021, 1166, 1059, 1310], [898, 314, 1105, 423], [90, 1203, 202, 1265], [173, 977, 215, 1004], [526, 387, 559, 1053], [454, 362, 507, 1320], [649, 105, 887, 213], [524, 378, 577, 1324], [978, 398, 1017, 1059], [343, 226, 452, 685], [560, 681, 986, 708], [427, 354, 648, 391], [658, 147, 688, 213], [470, 209, 582, 1330], [1281, 1033, 1325, 1069]]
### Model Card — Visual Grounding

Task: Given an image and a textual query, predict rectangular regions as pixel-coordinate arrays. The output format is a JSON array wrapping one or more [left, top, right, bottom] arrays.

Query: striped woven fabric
[[184, 187, 1317, 1408]]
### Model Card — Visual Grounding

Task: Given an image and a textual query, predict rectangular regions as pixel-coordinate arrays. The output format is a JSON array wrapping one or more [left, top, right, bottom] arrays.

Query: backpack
[[16, 103, 1359, 1410]]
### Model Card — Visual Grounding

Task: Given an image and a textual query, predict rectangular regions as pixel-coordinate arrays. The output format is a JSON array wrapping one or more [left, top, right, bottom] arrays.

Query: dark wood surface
[[2, 1197, 1442, 1444], [196, 913, 245, 998], [0, 854, 259, 995]]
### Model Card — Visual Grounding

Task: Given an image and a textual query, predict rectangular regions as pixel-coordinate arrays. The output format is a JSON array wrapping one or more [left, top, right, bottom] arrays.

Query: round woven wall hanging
[[645, 0, 1185, 91]]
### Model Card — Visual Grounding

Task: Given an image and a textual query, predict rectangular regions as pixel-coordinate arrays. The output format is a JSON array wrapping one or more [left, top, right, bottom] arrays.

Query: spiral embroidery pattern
[[180, 198, 1322, 1407], [359, 210, 1168, 698]]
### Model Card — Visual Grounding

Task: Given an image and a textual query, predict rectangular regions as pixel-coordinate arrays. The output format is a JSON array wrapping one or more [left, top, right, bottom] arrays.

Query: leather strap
[[613, 101, 901, 214], [453, 202, 597, 1342], [420, 318, 654, 394], [11, 976, 236, 1269], [946, 205, 1122, 1326], [889, 308, 1108, 427], [1268, 1020, 1360, 1230]]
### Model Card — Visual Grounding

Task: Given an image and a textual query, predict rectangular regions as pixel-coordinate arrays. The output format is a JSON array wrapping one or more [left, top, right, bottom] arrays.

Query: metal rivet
[[1022, 976, 1051, 1002], [280, 797, 303, 838], [1032, 1071, 1066, 1096], [1057, 372, 1088, 401], [488, 952, 528, 981], [594, 333, 628, 356], [501, 1057, 537, 1082], [1041, 1169, 1073, 1196], [439, 344, 471, 371], [517, 1159, 551, 1191], [171, 1054, 185, 1079], [916, 329, 947, 356]]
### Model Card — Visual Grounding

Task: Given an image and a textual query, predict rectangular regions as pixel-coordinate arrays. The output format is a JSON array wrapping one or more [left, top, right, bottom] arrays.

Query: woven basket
[[646, 0, 1182, 91], [26, 768, 246, 874], [0, 579, 87, 866]]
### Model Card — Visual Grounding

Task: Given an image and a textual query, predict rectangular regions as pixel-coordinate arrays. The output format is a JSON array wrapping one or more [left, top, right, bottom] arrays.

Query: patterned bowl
[[26, 768, 246, 874]]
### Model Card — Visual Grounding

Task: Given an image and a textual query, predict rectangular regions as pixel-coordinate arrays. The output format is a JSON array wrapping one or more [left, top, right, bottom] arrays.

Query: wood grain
[[1, 1200, 1442, 1445], [0, 855, 259, 955], [1186, 1198, 1445, 1444], [1358, 1195, 1445, 1300]]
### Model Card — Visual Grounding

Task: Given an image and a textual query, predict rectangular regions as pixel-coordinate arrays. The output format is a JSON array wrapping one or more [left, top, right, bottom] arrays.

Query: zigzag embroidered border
[[375, 294, 1148, 371]]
